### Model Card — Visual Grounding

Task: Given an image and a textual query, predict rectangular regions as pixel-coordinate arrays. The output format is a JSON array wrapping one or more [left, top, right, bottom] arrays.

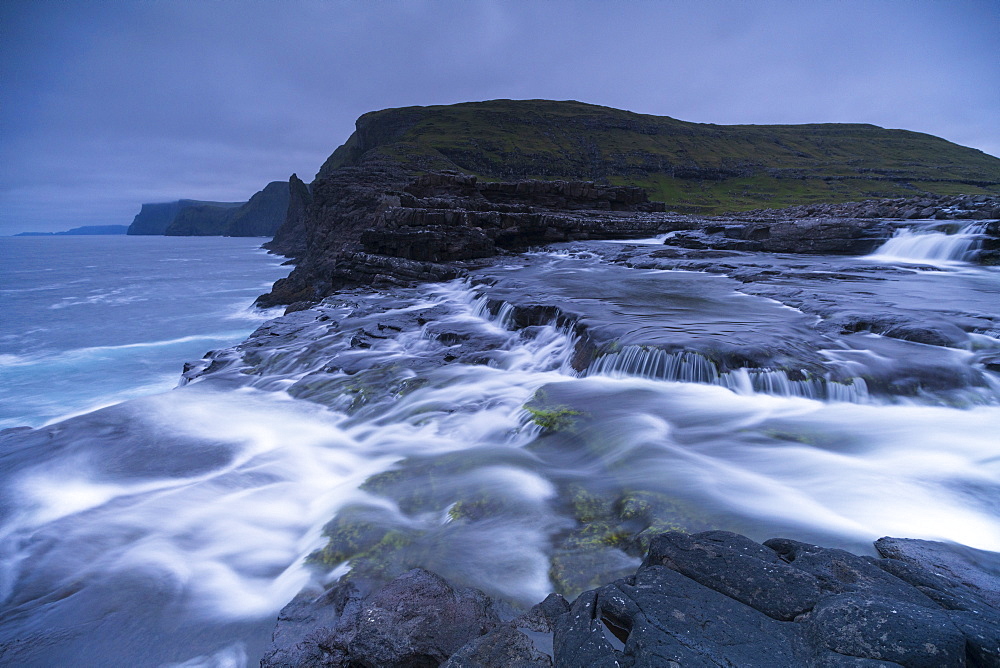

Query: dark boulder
[[441, 624, 551, 668], [807, 594, 965, 666], [875, 536, 1000, 610], [641, 530, 822, 621], [261, 569, 500, 668]]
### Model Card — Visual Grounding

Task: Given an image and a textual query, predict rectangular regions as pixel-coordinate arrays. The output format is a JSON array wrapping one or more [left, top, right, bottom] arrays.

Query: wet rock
[[348, 569, 499, 667], [667, 217, 892, 255], [807, 594, 965, 666], [554, 566, 817, 666], [264, 532, 1000, 667], [875, 537, 1000, 610], [641, 530, 822, 620], [441, 624, 551, 667], [260, 580, 363, 668], [262, 569, 500, 668], [764, 538, 938, 608], [741, 194, 1000, 222]]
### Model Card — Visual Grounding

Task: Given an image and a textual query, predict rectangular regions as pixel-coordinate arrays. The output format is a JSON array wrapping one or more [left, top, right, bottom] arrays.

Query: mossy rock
[[549, 547, 639, 599], [361, 449, 524, 515], [308, 504, 415, 570], [522, 387, 588, 433]]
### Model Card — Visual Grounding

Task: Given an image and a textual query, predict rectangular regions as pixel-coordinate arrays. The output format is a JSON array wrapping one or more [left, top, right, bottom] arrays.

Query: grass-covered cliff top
[[318, 99, 1000, 213]]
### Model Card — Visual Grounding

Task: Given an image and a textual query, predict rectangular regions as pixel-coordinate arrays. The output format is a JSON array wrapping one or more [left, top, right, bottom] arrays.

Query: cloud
[[2, 0, 997, 233]]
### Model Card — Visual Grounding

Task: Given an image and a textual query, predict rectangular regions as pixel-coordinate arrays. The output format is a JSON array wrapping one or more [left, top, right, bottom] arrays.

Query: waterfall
[[587, 346, 869, 402], [868, 222, 986, 264]]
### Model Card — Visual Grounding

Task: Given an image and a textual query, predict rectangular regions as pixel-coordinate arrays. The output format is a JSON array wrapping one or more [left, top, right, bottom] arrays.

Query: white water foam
[[550, 375, 1000, 551], [587, 346, 869, 402], [1, 388, 399, 619], [866, 222, 986, 266]]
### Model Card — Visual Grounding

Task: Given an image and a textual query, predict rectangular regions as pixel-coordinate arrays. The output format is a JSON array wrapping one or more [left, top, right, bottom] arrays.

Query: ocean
[[0, 235, 289, 430]]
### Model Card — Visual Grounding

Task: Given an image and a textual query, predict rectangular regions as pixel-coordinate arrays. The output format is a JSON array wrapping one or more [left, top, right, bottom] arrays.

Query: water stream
[[1, 230, 999, 666]]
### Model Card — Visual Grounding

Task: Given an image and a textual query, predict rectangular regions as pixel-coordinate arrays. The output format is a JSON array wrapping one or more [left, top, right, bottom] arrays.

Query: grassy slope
[[321, 99, 1000, 213]]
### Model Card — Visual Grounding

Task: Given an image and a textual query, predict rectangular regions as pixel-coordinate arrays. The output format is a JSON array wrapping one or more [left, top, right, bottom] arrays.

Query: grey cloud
[[2, 0, 997, 234]]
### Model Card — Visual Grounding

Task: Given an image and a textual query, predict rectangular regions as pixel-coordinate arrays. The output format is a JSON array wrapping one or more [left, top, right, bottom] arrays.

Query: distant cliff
[[127, 181, 289, 237], [14, 225, 128, 236], [127, 200, 243, 235], [223, 181, 292, 237]]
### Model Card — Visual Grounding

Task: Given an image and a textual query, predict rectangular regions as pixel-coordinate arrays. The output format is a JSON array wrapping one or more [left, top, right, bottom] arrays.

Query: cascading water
[[586, 346, 870, 402], [867, 221, 987, 264], [2, 241, 999, 667]]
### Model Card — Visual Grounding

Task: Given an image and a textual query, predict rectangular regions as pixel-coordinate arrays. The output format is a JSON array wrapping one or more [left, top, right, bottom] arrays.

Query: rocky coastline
[[262, 530, 1000, 667], [259, 167, 1000, 311]]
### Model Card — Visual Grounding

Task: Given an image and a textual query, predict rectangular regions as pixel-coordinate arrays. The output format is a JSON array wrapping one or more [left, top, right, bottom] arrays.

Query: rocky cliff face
[[129, 183, 289, 237], [163, 203, 240, 236], [255, 166, 677, 308]]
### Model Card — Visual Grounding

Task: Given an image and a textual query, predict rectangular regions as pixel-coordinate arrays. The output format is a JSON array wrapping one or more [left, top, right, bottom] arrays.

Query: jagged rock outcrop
[[265, 174, 312, 257], [362, 172, 671, 263], [261, 531, 1000, 667]]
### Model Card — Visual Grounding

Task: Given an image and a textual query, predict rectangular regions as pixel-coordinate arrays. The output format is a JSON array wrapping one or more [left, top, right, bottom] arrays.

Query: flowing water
[[1, 230, 999, 666], [865, 220, 988, 265]]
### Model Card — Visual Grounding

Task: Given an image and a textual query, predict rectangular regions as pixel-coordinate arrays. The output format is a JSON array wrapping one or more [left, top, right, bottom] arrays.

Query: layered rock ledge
[[262, 530, 1000, 667], [258, 166, 1000, 310]]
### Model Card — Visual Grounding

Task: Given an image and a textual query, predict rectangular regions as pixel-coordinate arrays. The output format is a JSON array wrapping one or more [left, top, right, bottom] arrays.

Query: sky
[[1, 0, 998, 235]]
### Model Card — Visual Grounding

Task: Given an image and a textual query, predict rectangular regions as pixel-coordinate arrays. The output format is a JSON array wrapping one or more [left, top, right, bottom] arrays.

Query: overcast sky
[[2, 0, 997, 234]]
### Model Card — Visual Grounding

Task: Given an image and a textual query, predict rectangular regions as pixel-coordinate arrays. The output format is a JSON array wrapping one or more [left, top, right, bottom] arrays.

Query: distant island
[[14, 224, 129, 236]]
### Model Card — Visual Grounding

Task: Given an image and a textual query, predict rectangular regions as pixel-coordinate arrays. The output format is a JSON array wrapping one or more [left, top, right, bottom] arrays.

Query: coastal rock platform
[[261, 530, 1000, 667]]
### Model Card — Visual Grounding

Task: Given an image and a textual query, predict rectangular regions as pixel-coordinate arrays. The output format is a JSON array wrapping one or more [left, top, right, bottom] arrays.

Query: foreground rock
[[261, 531, 1000, 667]]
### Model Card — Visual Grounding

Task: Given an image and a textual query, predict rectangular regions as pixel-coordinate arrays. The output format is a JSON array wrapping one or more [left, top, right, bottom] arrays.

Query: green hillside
[[319, 99, 1000, 213]]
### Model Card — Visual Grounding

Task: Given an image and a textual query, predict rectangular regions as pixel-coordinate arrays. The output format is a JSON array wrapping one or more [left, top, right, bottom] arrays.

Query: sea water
[[0, 236, 289, 429]]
